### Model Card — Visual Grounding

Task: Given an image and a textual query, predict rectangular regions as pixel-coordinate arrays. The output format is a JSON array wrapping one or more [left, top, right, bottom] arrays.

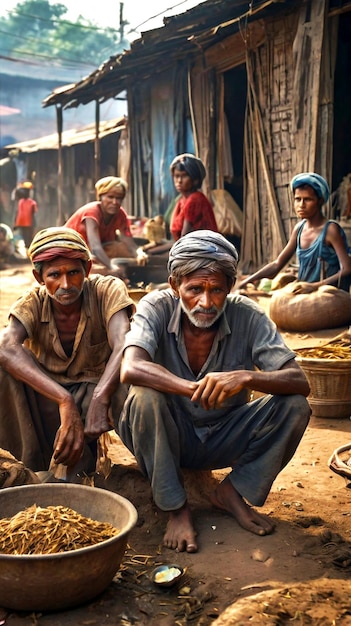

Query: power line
[[0, 26, 108, 54], [1, 7, 119, 33], [0, 0, 201, 66], [0, 38, 101, 68], [0, 47, 95, 69], [2, 0, 201, 39], [127, 0, 201, 34], [0, 13, 119, 67]]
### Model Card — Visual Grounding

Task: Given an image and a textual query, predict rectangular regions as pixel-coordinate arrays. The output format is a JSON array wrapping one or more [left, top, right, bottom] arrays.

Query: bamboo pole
[[56, 104, 63, 225], [94, 100, 101, 182]]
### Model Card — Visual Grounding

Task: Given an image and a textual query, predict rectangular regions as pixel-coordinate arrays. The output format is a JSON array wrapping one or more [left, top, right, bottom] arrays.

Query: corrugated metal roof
[[5, 117, 127, 153], [0, 104, 21, 116]]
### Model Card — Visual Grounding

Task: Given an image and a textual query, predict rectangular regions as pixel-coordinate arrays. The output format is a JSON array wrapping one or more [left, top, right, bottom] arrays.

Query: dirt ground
[[1, 264, 351, 625]]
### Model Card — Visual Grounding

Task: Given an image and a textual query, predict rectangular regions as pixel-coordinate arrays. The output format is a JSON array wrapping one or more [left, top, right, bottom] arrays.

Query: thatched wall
[[192, 0, 338, 273]]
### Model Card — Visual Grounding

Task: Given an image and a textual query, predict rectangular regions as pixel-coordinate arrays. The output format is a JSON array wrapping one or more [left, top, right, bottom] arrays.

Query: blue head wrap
[[290, 172, 330, 203], [168, 230, 238, 283]]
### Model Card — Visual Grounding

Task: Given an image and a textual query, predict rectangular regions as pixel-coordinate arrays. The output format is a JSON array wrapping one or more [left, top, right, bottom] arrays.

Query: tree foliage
[[0, 0, 129, 67]]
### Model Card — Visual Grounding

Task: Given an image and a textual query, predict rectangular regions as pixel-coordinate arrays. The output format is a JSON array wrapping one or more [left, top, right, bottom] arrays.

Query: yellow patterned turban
[[95, 176, 128, 199], [28, 227, 92, 263]]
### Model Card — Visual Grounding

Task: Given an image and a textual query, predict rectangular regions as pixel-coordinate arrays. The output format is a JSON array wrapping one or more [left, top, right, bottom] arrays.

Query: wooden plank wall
[[241, 10, 299, 272], [241, 0, 334, 273]]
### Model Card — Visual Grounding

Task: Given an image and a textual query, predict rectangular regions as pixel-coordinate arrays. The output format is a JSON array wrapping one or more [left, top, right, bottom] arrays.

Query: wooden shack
[[42, 0, 351, 272], [2, 117, 128, 229]]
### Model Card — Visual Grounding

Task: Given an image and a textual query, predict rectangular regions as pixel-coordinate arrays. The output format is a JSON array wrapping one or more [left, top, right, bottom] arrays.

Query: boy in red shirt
[[14, 182, 38, 248]]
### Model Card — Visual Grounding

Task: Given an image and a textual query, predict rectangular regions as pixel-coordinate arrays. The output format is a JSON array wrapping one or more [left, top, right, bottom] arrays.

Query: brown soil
[[1, 265, 351, 625]]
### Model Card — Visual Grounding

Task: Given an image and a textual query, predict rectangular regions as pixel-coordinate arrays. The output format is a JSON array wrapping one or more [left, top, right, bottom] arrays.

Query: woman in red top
[[65, 176, 147, 279], [170, 153, 218, 241]]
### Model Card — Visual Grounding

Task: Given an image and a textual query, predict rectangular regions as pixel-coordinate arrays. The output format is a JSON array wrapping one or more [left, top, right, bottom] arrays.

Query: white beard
[[180, 299, 226, 328]]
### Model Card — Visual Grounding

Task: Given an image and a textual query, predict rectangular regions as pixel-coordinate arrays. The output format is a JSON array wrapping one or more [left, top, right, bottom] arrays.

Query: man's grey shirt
[[123, 289, 296, 426]]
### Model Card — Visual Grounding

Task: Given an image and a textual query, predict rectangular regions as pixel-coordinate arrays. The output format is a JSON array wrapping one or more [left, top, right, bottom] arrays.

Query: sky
[[0, 0, 203, 40]]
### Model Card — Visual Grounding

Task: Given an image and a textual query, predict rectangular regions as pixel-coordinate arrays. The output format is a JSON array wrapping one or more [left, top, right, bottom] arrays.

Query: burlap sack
[[270, 271, 297, 290], [0, 448, 41, 488], [210, 189, 243, 237], [269, 283, 351, 331]]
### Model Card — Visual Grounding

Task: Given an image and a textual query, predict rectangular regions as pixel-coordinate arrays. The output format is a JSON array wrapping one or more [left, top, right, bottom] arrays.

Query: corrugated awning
[[5, 116, 127, 153]]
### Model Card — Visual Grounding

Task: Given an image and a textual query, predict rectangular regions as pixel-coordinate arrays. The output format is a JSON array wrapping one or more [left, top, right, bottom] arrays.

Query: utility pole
[[119, 3, 129, 44]]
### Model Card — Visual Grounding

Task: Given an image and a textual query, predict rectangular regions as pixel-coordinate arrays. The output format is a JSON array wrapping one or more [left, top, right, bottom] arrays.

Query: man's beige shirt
[[9, 274, 134, 384]]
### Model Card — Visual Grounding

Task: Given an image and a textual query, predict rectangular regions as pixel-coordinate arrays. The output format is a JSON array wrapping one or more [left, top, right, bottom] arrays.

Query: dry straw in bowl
[[0, 504, 120, 555]]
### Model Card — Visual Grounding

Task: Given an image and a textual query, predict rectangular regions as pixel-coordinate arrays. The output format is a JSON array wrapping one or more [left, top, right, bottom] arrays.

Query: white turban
[[168, 230, 238, 282]]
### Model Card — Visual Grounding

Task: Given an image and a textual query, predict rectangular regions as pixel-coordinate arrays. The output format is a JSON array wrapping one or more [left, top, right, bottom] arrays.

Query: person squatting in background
[[65, 176, 147, 281]]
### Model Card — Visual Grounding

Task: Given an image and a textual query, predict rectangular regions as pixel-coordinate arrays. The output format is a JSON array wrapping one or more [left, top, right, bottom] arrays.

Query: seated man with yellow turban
[[0, 227, 134, 481], [65, 176, 148, 281]]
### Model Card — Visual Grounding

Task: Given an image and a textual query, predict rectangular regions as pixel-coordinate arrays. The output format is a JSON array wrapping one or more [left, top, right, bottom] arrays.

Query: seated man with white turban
[[118, 230, 311, 552], [65, 176, 147, 281], [238, 172, 351, 293], [0, 227, 134, 481]]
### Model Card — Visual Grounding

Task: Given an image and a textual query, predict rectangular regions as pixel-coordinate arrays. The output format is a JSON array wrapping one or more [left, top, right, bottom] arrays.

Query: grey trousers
[[117, 386, 310, 511]]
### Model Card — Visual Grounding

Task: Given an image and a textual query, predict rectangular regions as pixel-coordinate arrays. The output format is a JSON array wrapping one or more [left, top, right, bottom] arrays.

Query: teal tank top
[[296, 220, 350, 290]]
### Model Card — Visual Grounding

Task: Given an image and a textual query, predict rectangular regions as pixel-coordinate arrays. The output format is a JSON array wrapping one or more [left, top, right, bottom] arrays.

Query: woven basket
[[296, 356, 351, 418]]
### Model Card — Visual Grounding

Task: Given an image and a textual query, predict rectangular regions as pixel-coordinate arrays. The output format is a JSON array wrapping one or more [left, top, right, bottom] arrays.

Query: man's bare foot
[[210, 476, 275, 536], [163, 502, 198, 553]]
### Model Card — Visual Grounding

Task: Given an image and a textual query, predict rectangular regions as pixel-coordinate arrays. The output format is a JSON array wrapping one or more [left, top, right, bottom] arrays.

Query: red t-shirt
[[15, 198, 38, 227], [170, 191, 218, 240], [65, 202, 131, 244]]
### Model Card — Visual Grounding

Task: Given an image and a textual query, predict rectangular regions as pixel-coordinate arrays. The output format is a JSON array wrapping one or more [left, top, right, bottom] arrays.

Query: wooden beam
[[56, 105, 63, 226], [94, 101, 101, 182]]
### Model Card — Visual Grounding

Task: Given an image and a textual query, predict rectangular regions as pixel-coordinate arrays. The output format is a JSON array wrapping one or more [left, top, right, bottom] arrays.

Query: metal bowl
[[152, 564, 184, 588], [0, 483, 138, 611]]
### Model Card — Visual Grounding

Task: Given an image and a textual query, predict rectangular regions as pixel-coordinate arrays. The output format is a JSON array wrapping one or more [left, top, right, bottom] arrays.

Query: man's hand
[[136, 247, 148, 266], [54, 401, 85, 467], [84, 395, 112, 440], [191, 371, 248, 410], [290, 281, 317, 294]]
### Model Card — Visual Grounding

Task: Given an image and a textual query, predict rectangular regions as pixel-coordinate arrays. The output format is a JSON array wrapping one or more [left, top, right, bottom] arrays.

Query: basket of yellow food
[[295, 334, 351, 418], [0, 483, 137, 611]]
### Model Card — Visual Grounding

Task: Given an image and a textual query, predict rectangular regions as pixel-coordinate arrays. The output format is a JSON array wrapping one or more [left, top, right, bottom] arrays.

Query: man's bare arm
[[84, 309, 131, 438], [192, 360, 310, 410], [121, 345, 197, 397], [0, 317, 84, 466], [121, 347, 309, 412]]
